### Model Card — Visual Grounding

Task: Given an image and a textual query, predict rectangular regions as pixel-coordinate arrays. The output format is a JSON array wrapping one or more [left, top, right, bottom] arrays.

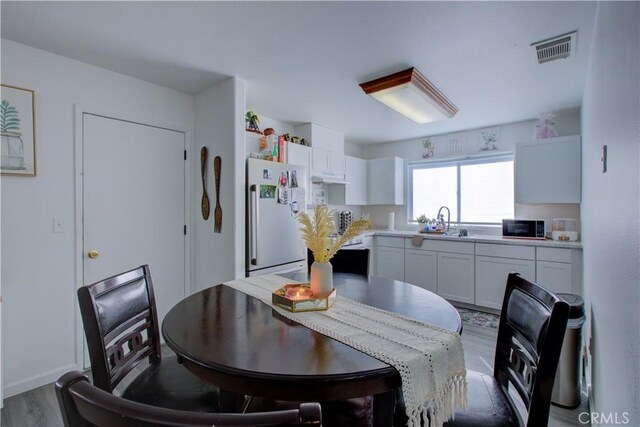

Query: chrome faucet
[[437, 206, 451, 231]]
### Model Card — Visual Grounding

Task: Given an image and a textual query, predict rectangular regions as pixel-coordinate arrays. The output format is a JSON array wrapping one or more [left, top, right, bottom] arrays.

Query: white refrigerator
[[247, 158, 307, 277]]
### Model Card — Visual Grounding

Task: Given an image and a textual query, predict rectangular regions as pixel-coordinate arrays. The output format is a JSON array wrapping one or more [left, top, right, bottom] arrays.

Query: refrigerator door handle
[[250, 184, 258, 265]]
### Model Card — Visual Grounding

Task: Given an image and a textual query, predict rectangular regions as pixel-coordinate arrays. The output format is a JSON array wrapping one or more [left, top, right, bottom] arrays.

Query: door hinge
[[184, 150, 187, 160], [184, 225, 187, 235]]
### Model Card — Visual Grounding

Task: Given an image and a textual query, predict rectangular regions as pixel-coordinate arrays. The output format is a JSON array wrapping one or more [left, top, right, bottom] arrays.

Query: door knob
[[87, 249, 99, 259]]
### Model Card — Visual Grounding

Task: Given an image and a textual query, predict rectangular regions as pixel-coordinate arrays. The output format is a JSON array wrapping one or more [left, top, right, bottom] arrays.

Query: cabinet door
[[328, 151, 345, 174], [367, 157, 403, 205], [375, 246, 405, 282], [312, 148, 330, 172], [288, 143, 311, 168], [296, 123, 344, 153], [475, 256, 536, 309], [515, 135, 581, 203], [437, 252, 474, 304], [405, 249, 437, 293], [345, 156, 366, 205], [536, 261, 572, 294]]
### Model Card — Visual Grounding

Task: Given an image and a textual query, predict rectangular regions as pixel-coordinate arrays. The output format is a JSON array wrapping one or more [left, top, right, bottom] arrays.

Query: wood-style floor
[[1, 322, 587, 426]]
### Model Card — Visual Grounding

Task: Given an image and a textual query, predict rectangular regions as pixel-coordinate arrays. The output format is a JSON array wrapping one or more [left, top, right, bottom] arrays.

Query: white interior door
[[82, 114, 186, 365]]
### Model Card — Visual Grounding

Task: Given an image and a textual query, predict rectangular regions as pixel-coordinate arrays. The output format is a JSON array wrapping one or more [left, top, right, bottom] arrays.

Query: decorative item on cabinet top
[[480, 127, 500, 151], [421, 138, 435, 159], [245, 109, 261, 134], [534, 113, 559, 140]]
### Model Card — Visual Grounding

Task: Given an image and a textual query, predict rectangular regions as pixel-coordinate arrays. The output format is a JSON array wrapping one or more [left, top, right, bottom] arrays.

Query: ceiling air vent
[[531, 31, 577, 64]]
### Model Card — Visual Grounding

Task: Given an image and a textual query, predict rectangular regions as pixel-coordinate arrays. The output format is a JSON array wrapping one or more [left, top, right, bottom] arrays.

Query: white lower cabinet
[[376, 246, 404, 281], [536, 261, 573, 294], [437, 252, 475, 304], [375, 237, 405, 281], [405, 249, 437, 293], [475, 256, 536, 309], [474, 243, 536, 309], [536, 247, 581, 294], [373, 236, 582, 309]]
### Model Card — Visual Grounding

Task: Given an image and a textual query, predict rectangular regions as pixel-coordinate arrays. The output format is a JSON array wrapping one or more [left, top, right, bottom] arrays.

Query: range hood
[[311, 175, 349, 185]]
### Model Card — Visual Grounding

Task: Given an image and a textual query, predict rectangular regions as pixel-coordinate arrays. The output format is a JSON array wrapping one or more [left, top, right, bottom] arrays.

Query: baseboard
[[3, 363, 80, 399]]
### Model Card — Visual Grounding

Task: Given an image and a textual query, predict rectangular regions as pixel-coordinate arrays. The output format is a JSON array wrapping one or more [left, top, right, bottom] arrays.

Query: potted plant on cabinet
[[245, 109, 261, 134], [416, 214, 429, 232]]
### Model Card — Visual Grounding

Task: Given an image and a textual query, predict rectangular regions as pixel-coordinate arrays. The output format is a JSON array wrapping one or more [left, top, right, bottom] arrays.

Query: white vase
[[310, 261, 333, 294]]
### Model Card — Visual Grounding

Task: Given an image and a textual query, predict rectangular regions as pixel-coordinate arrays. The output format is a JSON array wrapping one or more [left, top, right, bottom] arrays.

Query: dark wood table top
[[162, 273, 462, 402]]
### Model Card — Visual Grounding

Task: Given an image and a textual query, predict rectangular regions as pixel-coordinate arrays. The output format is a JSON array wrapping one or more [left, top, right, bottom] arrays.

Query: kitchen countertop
[[363, 229, 583, 249]]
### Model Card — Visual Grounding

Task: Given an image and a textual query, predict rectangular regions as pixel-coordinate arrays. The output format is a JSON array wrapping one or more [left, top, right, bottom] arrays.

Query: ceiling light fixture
[[359, 67, 458, 124]]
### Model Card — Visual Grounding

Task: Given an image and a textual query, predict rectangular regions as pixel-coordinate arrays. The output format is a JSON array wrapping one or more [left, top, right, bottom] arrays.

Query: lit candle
[[285, 285, 314, 300]]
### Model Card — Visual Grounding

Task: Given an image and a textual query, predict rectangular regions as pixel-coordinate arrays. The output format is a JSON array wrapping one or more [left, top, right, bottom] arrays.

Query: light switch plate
[[601, 145, 608, 173], [53, 217, 64, 233]]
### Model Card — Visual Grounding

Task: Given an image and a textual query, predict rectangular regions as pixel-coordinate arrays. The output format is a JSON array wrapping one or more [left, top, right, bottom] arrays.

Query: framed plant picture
[[1, 84, 36, 176]]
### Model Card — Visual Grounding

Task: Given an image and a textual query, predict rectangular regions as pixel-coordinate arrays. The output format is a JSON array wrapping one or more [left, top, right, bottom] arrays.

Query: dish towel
[[224, 275, 467, 427], [411, 234, 425, 247]]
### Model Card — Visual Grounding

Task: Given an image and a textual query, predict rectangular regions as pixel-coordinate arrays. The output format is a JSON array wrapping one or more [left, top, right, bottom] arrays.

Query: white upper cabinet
[[312, 148, 345, 177], [328, 155, 367, 205], [515, 135, 581, 203], [296, 123, 346, 179], [367, 157, 404, 205], [295, 123, 344, 153]]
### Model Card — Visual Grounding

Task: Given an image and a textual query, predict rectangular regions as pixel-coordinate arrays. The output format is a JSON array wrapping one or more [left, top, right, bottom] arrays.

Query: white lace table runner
[[224, 275, 467, 427]]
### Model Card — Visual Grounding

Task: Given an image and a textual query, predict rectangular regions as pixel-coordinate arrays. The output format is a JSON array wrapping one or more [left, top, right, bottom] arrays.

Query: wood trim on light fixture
[[359, 67, 459, 118]]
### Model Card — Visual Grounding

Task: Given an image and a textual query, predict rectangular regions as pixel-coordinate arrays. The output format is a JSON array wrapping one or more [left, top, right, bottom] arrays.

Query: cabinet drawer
[[376, 236, 405, 248], [432, 240, 474, 255], [537, 247, 573, 263], [476, 243, 535, 260]]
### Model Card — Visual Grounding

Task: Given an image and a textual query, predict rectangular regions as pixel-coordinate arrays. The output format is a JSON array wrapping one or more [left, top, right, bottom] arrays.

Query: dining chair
[[443, 272, 570, 427], [307, 248, 370, 276], [77, 265, 218, 412], [56, 371, 322, 427], [246, 396, 371, 427]]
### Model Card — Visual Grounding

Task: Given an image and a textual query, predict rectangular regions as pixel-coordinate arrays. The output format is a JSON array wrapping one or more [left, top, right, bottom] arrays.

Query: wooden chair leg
[[373, 390, 394, 427]]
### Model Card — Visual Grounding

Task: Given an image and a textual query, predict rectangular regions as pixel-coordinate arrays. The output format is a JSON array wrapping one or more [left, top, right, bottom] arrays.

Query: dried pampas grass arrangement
[[298, 205, 370, 263]]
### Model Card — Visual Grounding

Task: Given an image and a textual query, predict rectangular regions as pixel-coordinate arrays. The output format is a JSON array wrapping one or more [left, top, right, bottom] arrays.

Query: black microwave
[[502, 219, 546, 240]]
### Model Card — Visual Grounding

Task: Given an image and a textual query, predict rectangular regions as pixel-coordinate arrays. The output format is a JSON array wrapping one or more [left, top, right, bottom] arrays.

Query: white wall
[[344, 141, 363, 158], [0, 40, 195, 397], [581, 2, 639, 423], [357, 110, 582, 230], [193, 77, 246, 290]]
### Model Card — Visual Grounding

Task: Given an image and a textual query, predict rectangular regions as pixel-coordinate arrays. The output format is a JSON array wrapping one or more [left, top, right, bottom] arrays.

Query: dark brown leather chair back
[[77, 265, 161, 392], [494, 273, 570, 426], [56, 371, 322, 427]]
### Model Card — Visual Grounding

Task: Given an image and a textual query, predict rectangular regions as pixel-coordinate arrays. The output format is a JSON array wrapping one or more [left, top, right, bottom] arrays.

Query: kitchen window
[[407, 154, 514, 225]]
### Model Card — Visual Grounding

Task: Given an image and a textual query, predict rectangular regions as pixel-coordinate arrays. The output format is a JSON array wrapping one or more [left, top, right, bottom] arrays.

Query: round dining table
[[162, 273, 462, 427]]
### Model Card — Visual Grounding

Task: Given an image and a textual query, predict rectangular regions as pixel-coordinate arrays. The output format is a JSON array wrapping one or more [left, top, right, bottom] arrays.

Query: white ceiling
[[1, 1, 597, 144]]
